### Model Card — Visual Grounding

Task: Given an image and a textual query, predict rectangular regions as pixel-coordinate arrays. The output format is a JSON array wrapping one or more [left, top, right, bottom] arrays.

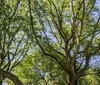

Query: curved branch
[[0, 70, 23, 85]]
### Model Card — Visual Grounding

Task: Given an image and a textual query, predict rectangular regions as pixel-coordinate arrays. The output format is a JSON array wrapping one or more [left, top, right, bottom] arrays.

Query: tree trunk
[[0, 69, 23, 85], [0, 81, 2, 85], [74, 80, 78, 85], [67, 79, 78, 85]]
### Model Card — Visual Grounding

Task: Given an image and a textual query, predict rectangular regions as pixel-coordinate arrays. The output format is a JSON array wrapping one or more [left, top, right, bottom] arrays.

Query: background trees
[[0, 0, 100, 85], [0, 0, 30, 85]]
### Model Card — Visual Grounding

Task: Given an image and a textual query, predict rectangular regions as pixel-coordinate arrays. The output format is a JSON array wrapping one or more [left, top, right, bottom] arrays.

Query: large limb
[[0, 69, 23, 85]]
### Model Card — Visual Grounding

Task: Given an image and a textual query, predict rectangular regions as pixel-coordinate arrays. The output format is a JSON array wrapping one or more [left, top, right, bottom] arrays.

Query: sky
[[89, 0, 100, 67]]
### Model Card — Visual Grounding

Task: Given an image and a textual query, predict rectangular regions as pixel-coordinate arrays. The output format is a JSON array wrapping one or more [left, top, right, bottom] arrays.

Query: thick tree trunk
[[67, 79, 78, 85], [0, 70, 23, 85], [68, 82, 78, 85], [0, 81, 2, 85]]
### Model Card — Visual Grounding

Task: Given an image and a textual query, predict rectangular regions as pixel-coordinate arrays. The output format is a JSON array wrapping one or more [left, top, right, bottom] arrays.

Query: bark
[[68, 81, 78, 85], [0, 69, 23, 85], [67, 77, 78, 85], [74, 80, 78, 85]]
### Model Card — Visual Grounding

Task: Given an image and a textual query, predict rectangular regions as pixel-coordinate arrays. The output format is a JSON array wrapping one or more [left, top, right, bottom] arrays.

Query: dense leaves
[[0, 0, 100, 85]]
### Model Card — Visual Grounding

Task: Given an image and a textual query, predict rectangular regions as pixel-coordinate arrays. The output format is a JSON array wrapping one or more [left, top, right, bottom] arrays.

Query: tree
[[27, 0, 100, 85], [1, 0, 100, 85], [12, 51, 100, 85], [0, 0, 30, 85]]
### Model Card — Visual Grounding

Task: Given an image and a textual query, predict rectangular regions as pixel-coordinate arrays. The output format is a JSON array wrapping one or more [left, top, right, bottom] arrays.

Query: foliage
[[0, 0, 100, 85], [13, 52, 100, 85], [26, 0, 100, 84], [0, 0, 30, 84], [14, 51, 66, 85]]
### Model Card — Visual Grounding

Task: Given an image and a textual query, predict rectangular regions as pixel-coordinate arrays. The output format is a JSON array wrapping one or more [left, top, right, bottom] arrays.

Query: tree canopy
[[0, 0, 100, 85]]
